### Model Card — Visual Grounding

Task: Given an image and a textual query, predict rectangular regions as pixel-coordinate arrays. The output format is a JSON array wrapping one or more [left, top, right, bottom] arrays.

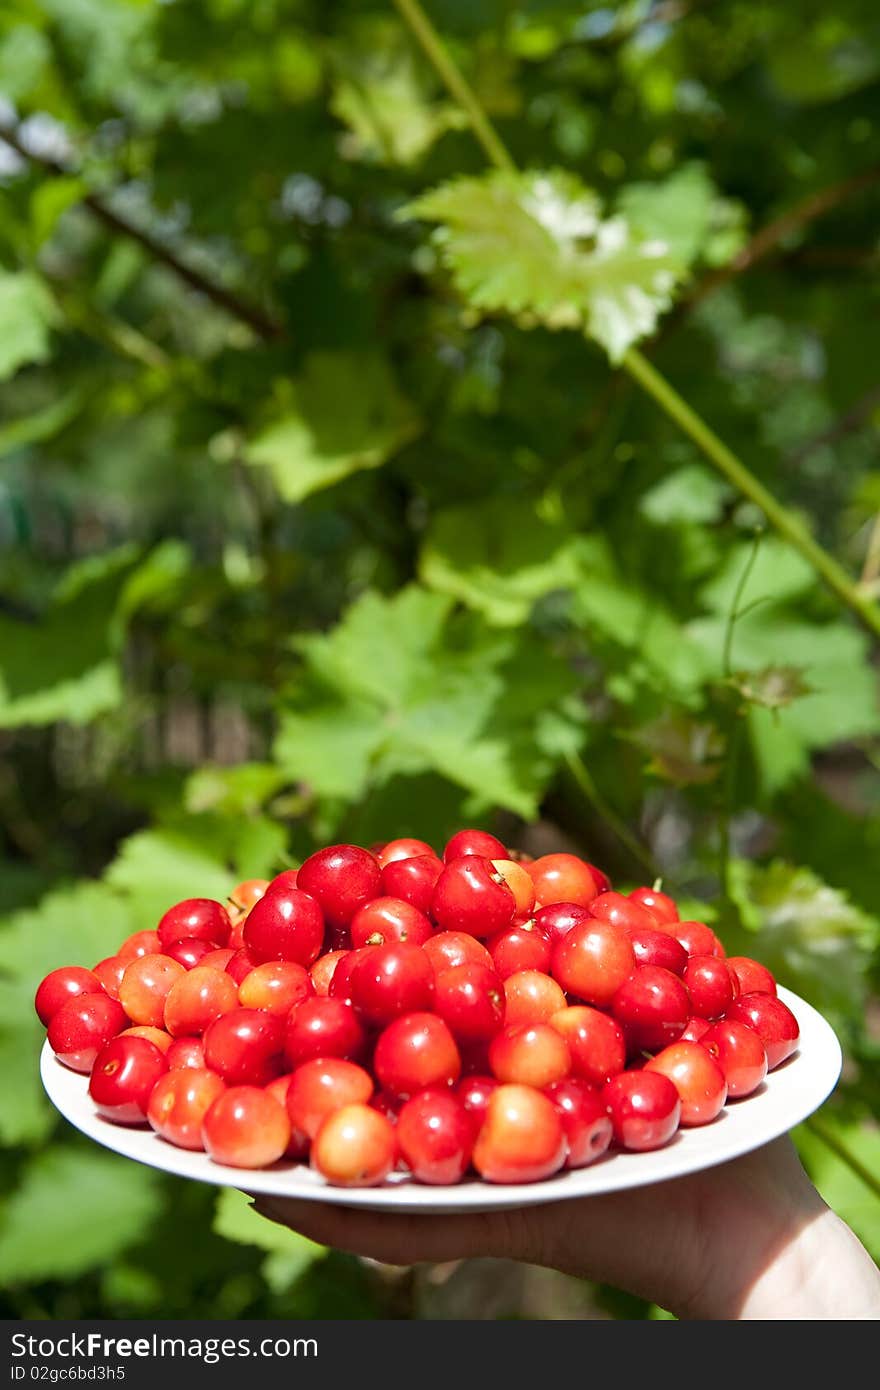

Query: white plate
[[40, 985, 841, 1213]]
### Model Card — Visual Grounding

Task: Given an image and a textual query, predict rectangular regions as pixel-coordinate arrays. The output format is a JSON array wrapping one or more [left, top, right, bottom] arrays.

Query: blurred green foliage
[[1, 0, 880, 1320]]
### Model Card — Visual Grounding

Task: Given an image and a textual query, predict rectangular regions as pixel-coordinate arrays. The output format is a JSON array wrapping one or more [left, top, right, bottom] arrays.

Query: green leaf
[[0, 1147, 162, 1285], [214, 1188, 323, 1292], [0, 25, 51, 103], [617, 163, 717, 268], [330, 24, 465, 166], [405, 169, 685, 360], [639, 465, 731, 525], [0, 881, 136, 988], [275, 586, 585, 818], [30, 176, 86, 248], [0, 985, 53, 1147], [0, 387, 84, 459], [729, 860, 879, 1029], [796, 1117, 880, 1262], [0, 546, 140, 728], [246, 353, 419, 503], [698, 537, 815, 615], [0, 270, 55, 381], [103, 822, 262, 926], [419, 496, 591, 626], [184, 763, 287, 817]]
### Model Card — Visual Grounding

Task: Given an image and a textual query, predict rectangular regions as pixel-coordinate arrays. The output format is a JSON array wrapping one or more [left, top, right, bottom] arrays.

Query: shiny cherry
[[202, 1008, 285, 1086], [525, 854, 600, 908], [350, 896, 433, 948], [700, 1020, 768, 1098], [551, 919, 635, 1006], [373, 1012, 461, 1098], [147, 1067, 226, 1149], [157, 899, 231, 949], [397, 1089, 473, 1185], [549, 1006, 627, 1087], [545, 1078, 613, 1169], [683, 955, 738, 1020], [242, 882, 324, 966], [645, 1041, 728, 1125], [284, 996, 366, 1067], [433, 963, 505, 1044], [350, 942, 435, 1027], [472, 1084, 567, 1184], [603, 1070, 681, 1151], [488, 920, 552, 979], [296, 844, 382, 930], [202, 1086, 291, 1168], [443, 828, 507, 862], [725, 992, 799, 1069], [431, 857, 515, 938], [35, 966, 104, 1026], [611, 966, 691, 1055], [380, 854, 444, 914], [89, 1036, 168, 1124]]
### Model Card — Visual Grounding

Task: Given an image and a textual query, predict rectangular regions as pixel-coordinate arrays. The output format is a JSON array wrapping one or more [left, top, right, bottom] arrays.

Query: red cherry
[[163, 938, 213, 971], [296, 844, 382, 930], [611, 966, 691, 1055], [443, 828, 507, 862], [397, 1089, 473, 1185], [327, 946, 373, 1005], [525, 854, 600, 908], [683, 955, 738, 1020], [627, 927, 687, 976], [549, 1006, 627, 1087], [166, 1037, 206, 1069], [265, 1074, 310, 1158], [119, 1025, 172, 1053], [431, 857, 516, 938], [545, 1077, 613, 1169], [226, 878, 269, 925], [242, 883, 324, 967], [488, 921, 552, 979], [238, 960, 313, 1016], [157, 899, 231, 949], [89, 1036, 168, 1124], [35, 966, 104, 1027], [589, 892, 658, 933], [455, 1074, 498, 1139], [117, 930, 163, 963], [284, 996, 366, 1068], [645, 1041, 728, 1125], [550, 919, 635, 1006], [163, 965, 239, 1037], [680, 1017, 712, 1044], [202, 1085, 291, 1168], [119, 954, 186, 1028], [603, 1071, 681, 1151], [727, 956, 777, 997], [311, 1103, 396, 1187], [489, 1023, 571, 1089], [380, 855, 444, 914], [350, 896, 434, 948], [503, 969, 567, 1026], [225, 948, 259, 985], [287, 1058, 374, 1140], [310, 950, 348, 996], [472, 1083, 567, 1184], [351, 942, 435, 1027], [433, 963, 505, 1044], [490, 860, 536, 916], [423, 931, 493, 975], [373, 1012, 461, 1099], [377, 838, 435, 869], [198, 947, 236, 973], [48, 993, 128, 1072], [725, 993, 799, 1070], [202, 1008, 286, 1086], [92, 956, 127, 999], [673, 921, 725, 958], [628, 886, 679, 925], [147, 1067, 226, 1149], [700, 1020, 768, 1098], [533, 902, 593, 945]]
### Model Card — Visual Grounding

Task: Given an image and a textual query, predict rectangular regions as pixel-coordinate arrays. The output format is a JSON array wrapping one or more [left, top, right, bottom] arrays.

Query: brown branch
[[0, 122, 284, 342], [682, 164, 880, 316]]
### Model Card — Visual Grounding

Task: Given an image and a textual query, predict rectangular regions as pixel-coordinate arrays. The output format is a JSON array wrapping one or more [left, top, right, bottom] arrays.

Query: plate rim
[[40, 984, 842, 1213]]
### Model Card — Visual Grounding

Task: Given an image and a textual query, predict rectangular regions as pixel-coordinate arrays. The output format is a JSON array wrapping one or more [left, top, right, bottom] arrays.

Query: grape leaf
[[246, 353, 419, 502], [0, 1147, 162, 1284], [274, 586, 585, 818], [0, 881, 136, 987], [617, 163, 716, 267], [404, 169, 685, 360], [214, 1188, 323, 1292], [0, 546, 140, 728], [729, 859, 879, 1029], [0, 270, 55, 381], [0, 986, 53, 1147], [419, 496, 592, 626]]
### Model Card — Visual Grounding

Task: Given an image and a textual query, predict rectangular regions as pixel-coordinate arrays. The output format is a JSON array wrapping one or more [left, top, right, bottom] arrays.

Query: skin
[[249, 1137, 880, 1320]]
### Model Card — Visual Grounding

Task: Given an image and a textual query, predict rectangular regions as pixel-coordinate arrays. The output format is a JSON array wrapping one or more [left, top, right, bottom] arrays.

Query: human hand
[[250, 1136, 880, 1319]]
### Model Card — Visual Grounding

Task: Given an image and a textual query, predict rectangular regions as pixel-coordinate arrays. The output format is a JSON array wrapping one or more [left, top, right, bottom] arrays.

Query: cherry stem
[[390, 0, 880, 644]]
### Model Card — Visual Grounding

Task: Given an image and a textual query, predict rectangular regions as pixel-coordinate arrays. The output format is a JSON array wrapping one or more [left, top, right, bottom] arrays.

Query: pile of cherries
[[35, 831, 800, 1187]]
